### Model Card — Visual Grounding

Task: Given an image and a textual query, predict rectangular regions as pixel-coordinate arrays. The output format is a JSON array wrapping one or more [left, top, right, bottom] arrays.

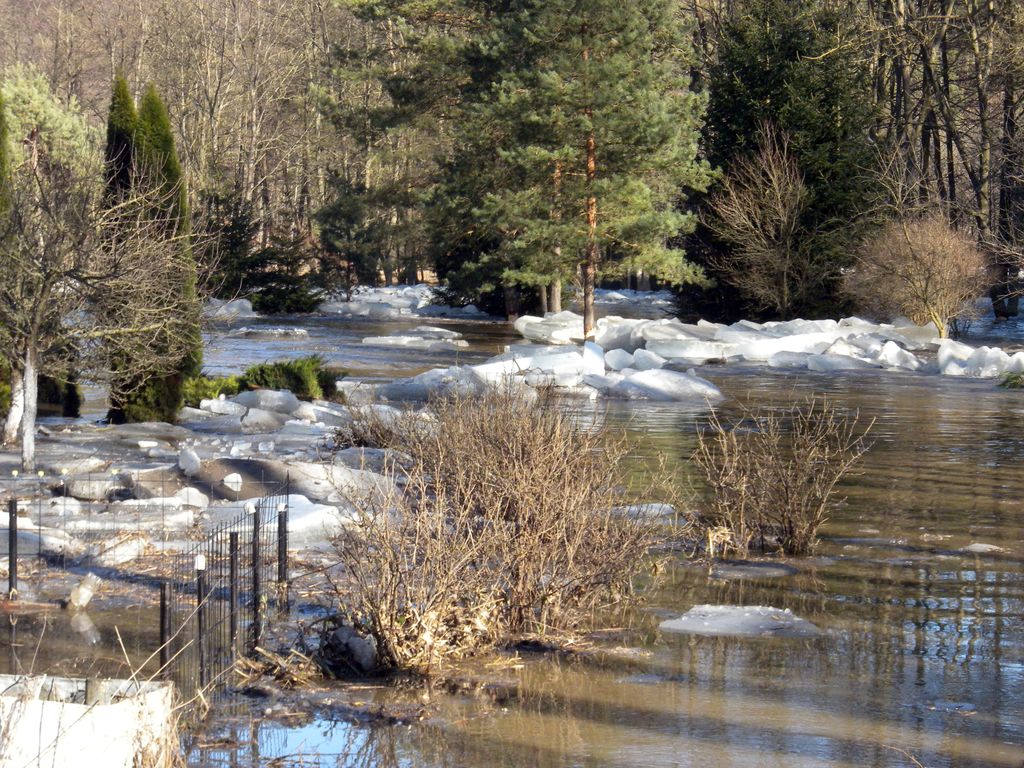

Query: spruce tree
[[444, 0, 710, 333], [107, 82, 202, 423]]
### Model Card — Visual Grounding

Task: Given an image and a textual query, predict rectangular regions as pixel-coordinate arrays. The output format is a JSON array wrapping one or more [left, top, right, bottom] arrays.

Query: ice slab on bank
[[659, 604, 822, 638]]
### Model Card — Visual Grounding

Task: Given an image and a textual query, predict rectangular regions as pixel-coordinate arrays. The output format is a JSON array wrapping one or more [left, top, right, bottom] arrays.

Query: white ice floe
[[659, 604, 822, 638], [515, 311, 586, 345], [362, 325, 469, 351], [318, 284, 489, 319], [378, 366, 488, 401], [226, 327, 309, 338], [593, 288, 675, 307], [375, 337, 724, 404], [232, 389, 302, 415], [609, 368, 724, 402], [509, 309, 1024, 381], [204, 298, 258, 320]]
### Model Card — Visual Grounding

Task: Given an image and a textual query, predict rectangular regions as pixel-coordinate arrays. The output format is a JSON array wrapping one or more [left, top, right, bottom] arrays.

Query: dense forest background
[[2, 0, 1022, 323]]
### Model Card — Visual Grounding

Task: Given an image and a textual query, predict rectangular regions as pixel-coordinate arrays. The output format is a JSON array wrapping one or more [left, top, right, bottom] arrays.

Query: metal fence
[[158, 490, 290, 701], [1, 469, 293, 703]]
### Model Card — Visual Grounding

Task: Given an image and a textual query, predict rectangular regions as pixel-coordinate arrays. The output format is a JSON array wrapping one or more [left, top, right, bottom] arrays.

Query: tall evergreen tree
[[105, 75, 137, 197], [442, 0, 709, 332], [107, 82, 202, 423]]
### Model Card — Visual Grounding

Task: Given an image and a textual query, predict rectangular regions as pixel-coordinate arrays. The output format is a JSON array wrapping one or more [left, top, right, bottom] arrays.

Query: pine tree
[[107, 82, 202, 424], [443, 0, 710, 333]]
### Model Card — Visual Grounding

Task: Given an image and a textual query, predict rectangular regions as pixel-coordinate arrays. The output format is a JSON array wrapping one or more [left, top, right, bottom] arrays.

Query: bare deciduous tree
[[703, 126, 827, 318], [0, 143, 196, 469], [845, 213, 991, 337]]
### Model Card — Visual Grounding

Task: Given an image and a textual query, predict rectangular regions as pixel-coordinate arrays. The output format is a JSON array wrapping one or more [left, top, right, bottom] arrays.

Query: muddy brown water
[[9, 317, 1024, 767]]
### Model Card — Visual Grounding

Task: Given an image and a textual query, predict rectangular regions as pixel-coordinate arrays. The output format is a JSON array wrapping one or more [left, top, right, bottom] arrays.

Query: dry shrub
[[703, 125, 827, 317], [845, 213, 990, 337], [692, 398, 871, 557], [333, 405, 425, 449], [330, 390, 675, 674]]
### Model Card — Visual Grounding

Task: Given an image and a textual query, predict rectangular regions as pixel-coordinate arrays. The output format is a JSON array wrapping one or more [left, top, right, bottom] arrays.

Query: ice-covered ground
[[0, 385, 412, 561], [208, 285, 675, 322], [318, 285, 489, 319]]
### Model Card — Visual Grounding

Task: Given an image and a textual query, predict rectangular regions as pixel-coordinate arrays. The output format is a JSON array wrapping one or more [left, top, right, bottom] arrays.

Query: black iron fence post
[[196, 555, 208, 688], [250, 503, 262, 655], [229, 531, 239, 656], [159, 582, 171, 677], [7, 499, 17, 599], [276, 500, 289, 612]]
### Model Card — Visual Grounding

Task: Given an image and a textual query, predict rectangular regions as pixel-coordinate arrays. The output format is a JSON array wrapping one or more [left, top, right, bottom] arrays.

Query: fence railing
[[2, 470, 293, 704], [158, 490, 290, 701]]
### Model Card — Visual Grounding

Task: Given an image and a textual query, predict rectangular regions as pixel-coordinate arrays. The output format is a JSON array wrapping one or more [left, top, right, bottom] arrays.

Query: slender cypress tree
[[0, 90, 11, 219], [104, 75, 137, 197], [107, 82, 202, 423]]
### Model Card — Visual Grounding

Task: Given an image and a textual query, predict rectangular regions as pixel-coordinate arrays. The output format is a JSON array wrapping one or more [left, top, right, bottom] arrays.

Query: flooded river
[[17, 313, 1024, 767]]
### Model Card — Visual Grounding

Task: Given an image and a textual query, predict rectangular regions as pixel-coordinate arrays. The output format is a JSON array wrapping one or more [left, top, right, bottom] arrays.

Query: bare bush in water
[[692, 398, 871, 557], [329, 390, 678, 673]]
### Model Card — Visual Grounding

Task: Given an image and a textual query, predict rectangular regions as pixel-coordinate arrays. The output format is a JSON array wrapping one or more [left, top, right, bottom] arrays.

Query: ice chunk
[[659, 604, 821, 638], [200, 398, 247, 416], [378, 366, 487, 401], [582, 342, 606, 375], [767, 351, 813, 369], [609, 369, 723, 402], [876, 341, 923, 371], [205, 298, 257, 320], [960, 542, 1004, 554], [594, 317, 647, 352], [604, 348, 634, 371], [806, 354, 881, 372], [581, 373, 623, 394], [47, 497, 81, 516], [179, 447, 201, 477], [824, 338, 869, 359], [240, 408, 288, 433], [86, 533, 149, 567], [176, 487, 210, 508], [639, 319, 701, 343], [223, 473, 243, 493], [632, 348, 666, 371], [514, 311, 586, 344], [232, 388, 302, 414], [937, 338, 974, 372], [647, 338, 734, 362], [961, 346, 1011, 377], [733, 332, 839, 362], [407, 325, 463, 340], [283, 494, 358, 546]]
